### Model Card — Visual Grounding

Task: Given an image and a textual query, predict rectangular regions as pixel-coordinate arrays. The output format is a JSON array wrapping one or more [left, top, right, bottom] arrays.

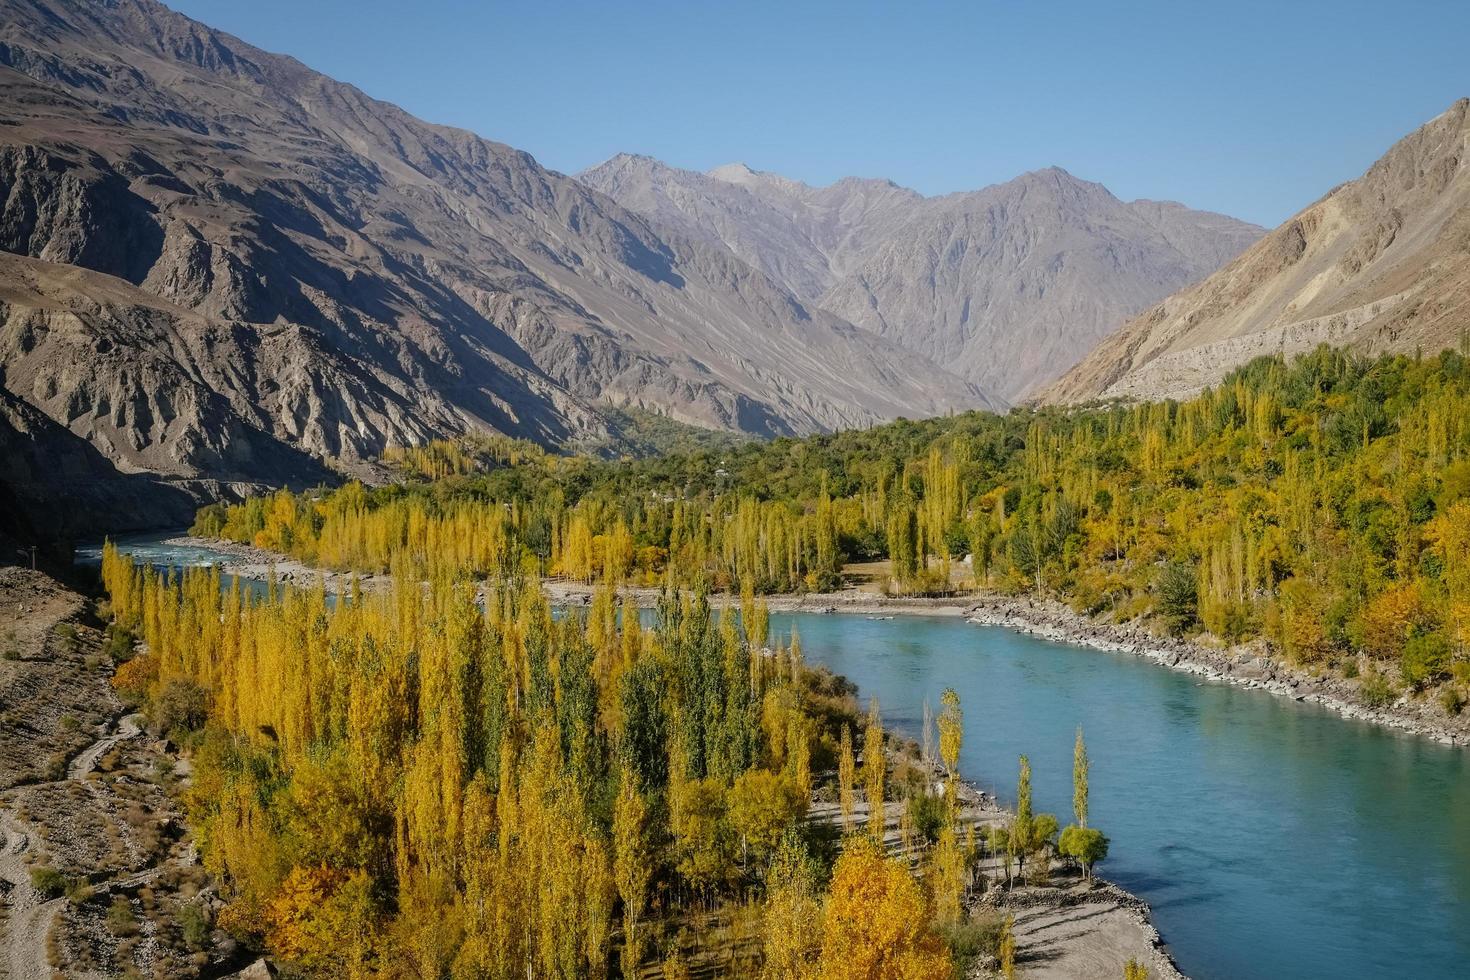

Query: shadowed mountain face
[[0, 0, 995, 532], [1045, 100, 1470, 405], [580, 156, 1264, 401]]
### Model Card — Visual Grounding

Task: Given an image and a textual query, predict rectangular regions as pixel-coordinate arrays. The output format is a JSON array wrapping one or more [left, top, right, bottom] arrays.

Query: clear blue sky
[[170, 0, 1468, 227]]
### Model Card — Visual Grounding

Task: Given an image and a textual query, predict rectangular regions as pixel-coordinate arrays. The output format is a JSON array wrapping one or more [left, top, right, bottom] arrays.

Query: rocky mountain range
[[0, 0, 996, 533], [579, 156, 1265, 400], [1045, 99, 1470, 404]]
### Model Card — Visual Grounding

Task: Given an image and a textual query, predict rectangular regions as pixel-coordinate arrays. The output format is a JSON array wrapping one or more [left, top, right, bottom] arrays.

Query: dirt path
[[66, 714, 142, 781], [0, 712, 144, 980]]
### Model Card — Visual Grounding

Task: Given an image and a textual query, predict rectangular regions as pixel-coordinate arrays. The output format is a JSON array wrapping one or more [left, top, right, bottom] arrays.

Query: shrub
[[151, 679, 209, 736], [106, 625, 135, 664], [177, 900, 211, 949], [107, 896, 139, 937], [938, 908, 1007, 973], [54, 623, 79, 654], [30, 865, 67, 899], [1439, 686, 1465, 716], [1359, 670, 1396, 709], [906, 790, 948, 845]]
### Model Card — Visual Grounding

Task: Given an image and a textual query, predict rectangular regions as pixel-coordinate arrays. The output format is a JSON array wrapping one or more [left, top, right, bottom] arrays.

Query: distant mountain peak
[[582, 153, 1264, 400]]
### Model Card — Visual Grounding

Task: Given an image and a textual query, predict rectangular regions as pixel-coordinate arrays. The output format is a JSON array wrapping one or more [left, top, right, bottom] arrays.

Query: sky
[[168, 0, 1469, 227]]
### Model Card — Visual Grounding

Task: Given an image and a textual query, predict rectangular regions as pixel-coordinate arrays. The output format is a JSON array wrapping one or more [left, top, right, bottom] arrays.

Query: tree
[[613, 770, 653, 977], [998, 913, 1016, 979], [863, 701, 887, 839], [728, 768, 806, 866], [837, 725, 857, 831], [1061, 727, 1108, 879], [1072, 728, 1089, 829], [1058, 826, 1110, 881], [760, 833, 823, 980], [1010, 755, 1032, 881], [1124, 958, 1150, 980], [1157, 561, 1199, 634], [817, 837, 953, 980], [929, 823, 967, 924], [936, 688, 963, 813]]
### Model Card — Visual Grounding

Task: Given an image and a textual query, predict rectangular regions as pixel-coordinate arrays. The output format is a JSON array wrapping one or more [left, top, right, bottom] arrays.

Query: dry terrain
[[1047, 99, 1470, 404], [0, 567, 236, 979]]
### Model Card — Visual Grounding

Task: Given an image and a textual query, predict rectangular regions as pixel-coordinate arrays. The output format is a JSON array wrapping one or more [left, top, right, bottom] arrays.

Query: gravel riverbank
[[966, 593, 1469, 747]]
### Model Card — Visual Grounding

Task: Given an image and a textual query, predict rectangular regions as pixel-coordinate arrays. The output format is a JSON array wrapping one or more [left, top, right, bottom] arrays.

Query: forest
[[98, 545, 1116, 978], [195, 345, 1470, 706]]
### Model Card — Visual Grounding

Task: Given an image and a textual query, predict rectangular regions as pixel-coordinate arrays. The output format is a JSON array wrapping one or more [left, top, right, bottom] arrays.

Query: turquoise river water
[[80, 534, 1470, 979]]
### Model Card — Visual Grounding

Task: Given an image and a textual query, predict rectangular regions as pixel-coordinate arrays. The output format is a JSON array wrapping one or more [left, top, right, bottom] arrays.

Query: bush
[[66, 879, 95, 904], [1439, 686, 1465, 716], [107, 896, 139, 937], [1359, 670, 1396, 709], [938, 908, 1007, 973], [177, 900, 211, 949], [905, 790, 947, 845], [151, 679, 209, 736], [54, 623, 79, 654], [106, 625, 136, 664], [30, 865, 67, 899]]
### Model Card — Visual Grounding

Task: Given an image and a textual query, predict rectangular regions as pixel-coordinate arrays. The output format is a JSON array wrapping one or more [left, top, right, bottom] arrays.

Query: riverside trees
[[200, 345, 1470, 705], [100, 544, 967, 977]]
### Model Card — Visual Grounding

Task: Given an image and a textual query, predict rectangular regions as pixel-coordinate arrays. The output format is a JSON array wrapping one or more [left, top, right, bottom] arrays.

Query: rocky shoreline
[[965, 593, 1469, 747]]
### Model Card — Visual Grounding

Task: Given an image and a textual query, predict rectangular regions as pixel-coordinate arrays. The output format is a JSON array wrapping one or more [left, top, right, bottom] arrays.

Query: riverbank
[[167, 536, 1469, 746], [166, 537, 978, 616], [966, 593, 1470, 747]]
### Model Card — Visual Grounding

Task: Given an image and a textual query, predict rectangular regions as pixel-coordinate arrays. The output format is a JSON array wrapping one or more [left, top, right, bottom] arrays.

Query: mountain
[[0, 0, 993, 533], [1045, 100, 1470, 404], [579, 156, 1264, 400]]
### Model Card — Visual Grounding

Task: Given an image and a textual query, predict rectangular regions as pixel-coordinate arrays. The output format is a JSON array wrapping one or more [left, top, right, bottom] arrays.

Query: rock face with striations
[[1044, 100, 1470, 404], [580, 156, 1264, 401], [0, 0, 993, 533]]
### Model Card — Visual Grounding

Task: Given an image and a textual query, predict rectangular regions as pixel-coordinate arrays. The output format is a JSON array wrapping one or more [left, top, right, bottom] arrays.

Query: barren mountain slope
[[0, 0, 992, 532], [1045, 99, 1470, 404], [581, 158, 1263, 400]]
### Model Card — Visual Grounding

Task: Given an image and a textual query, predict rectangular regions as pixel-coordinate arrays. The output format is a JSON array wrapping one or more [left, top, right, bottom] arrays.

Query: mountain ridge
[[1043, 98, 1470, 404], [579, 154, 1265, 399], [0, 0, 994, 532]]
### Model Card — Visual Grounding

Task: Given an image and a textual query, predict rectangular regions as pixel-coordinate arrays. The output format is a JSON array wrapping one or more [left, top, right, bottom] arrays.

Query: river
[[80, 533, 1470, 979]]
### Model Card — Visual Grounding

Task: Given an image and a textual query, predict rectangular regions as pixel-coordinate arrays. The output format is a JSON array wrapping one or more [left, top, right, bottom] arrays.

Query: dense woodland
[[99, 546, 1115, 978], [198, 345, 1470, 705]]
